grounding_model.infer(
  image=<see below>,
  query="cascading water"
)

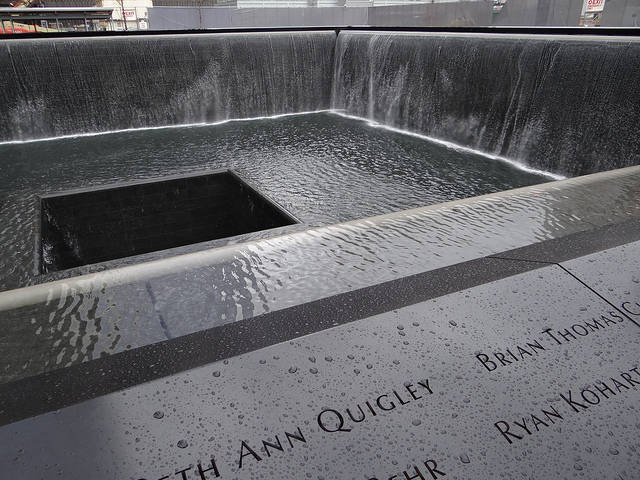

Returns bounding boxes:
[3,29,640,178]
[331,31,640,177]
[0,31,336,142]
[1,28,640,388]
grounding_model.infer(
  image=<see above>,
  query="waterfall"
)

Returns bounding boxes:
[3,29,639,177]
[332,31,640,176]
[0,31,336,142]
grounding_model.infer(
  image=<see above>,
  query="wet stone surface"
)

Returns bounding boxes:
[561,240,640,326]
[1,262,639,479]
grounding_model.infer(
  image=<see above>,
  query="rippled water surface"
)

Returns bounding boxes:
[1,158,638,384]
[0,112,549,291]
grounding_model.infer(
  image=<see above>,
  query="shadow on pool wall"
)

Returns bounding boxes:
[1,29,640,177]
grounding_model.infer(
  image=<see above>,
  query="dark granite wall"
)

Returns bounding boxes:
[3,30,640,176]
[40,171,295,272]
[332,32,640,176]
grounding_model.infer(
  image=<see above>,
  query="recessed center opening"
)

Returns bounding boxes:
[39,170,296,273]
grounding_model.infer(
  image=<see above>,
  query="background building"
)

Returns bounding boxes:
[2,0,640,33]
[0,6,113,32]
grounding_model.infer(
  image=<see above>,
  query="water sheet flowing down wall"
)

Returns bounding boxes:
[332,32,640,176]
[0,31,336,142]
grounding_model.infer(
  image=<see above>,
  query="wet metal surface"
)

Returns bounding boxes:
[561,241,640,324]
[0,255,547,424]
[1,262,639,478]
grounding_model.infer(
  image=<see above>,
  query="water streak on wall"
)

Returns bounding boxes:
[2,30,640,176]
[0,31,336,141]
[332,31,640,176]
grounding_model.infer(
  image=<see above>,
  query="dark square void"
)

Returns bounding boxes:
[39,171,296,273]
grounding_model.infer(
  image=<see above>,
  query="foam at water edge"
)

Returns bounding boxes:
[0,110,333,146]
[330,111,566,181]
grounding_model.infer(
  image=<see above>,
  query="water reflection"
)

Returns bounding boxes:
[0,112,548,291]
[1,164,639,384]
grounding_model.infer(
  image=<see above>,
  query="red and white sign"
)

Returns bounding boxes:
[123,9,136,18]
[585,0,605,13]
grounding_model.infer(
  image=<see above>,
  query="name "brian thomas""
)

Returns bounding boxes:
[475,311,625,372]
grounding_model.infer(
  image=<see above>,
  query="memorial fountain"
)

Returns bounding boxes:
[0,28,639,479]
